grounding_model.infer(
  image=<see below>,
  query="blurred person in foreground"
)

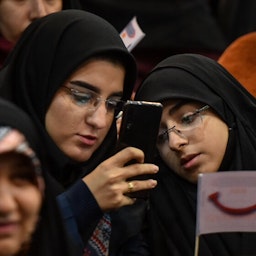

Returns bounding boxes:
[0,97,75,256]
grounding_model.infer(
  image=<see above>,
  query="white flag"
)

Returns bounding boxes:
[120,16,145,52]
[196,171,256,236]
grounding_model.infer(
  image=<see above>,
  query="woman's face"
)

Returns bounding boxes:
[157,100,229,183]
[45,59,126,162]
[0,131,43,256]
[0,0,62,43]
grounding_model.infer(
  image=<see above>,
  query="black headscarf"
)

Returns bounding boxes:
[0,97,76,256]
[0,10,137,186]
[62,0,81,9]
[135,53,256,256]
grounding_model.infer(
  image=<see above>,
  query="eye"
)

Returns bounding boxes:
[11,157,37,187]
[12,172,36,187]
[71,90,93,106]
[180,112,197,126]
[107,98,123,112]
[157,131,168,144]
[106,99,118,109]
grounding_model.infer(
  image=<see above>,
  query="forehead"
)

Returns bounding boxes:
[0,129,25,154]
[69,58,124,77]
[66,59,125,95]
[0,152,33,173]
[0,151,30,162]
[162,99,203,111]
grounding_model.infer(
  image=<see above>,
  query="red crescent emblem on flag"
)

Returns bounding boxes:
[209,192,256,215]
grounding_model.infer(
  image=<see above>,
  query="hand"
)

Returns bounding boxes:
[82,147,158,211]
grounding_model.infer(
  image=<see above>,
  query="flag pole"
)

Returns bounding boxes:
[194,235,200,256]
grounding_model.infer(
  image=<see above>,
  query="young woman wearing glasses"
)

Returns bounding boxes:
[0,10,158,255]
[135,53,256,256]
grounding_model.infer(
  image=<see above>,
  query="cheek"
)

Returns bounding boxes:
[97,118,114,145]
[21,188,42,215]
[46,108,76,134]
[47,0,63,12]
[45,94,78,142]
[13,187,42,247]
[157,144,179,170]
[202,120,229,170]
[20,188,42,235]
[0,8,28,42]
[46,94,68,124]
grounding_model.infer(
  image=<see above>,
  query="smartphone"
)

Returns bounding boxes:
[116,100,163,198]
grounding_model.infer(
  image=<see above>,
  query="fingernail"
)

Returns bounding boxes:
[149,179,157,187]
[153,165,159,173]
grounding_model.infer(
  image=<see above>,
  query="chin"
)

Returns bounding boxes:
[72,152,94,163]
[0,242,21,256]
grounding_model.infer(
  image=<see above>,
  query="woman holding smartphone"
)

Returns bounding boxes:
[0,10,158,255]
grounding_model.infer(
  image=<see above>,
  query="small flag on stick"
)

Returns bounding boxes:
[195,171,256,256]
[120,16,145,52]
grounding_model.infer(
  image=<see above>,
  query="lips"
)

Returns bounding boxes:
[180,153,200,169]
[0,222,18,235]
[77,134,97,146]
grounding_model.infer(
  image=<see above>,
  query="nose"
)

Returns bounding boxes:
[166,125,188,151]
[168,131,188,151]
[29,0,49,20]
[86,102,109,129]
[0,184,16,215]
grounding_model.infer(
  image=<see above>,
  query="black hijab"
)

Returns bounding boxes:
[0,97,76,256]
[0,10,137,186]
[135,53,256,256]
[62,0,81,9]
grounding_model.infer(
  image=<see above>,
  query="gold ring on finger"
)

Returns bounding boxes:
[127,181,134,193]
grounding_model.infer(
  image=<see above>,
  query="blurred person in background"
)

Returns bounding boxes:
[0,0,81,67]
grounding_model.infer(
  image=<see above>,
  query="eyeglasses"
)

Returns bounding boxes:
[62,85,124,115]
[157,105,210,144]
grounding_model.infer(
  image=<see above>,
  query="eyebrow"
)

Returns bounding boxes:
[168,100,188,116]
[69,80,123,98]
